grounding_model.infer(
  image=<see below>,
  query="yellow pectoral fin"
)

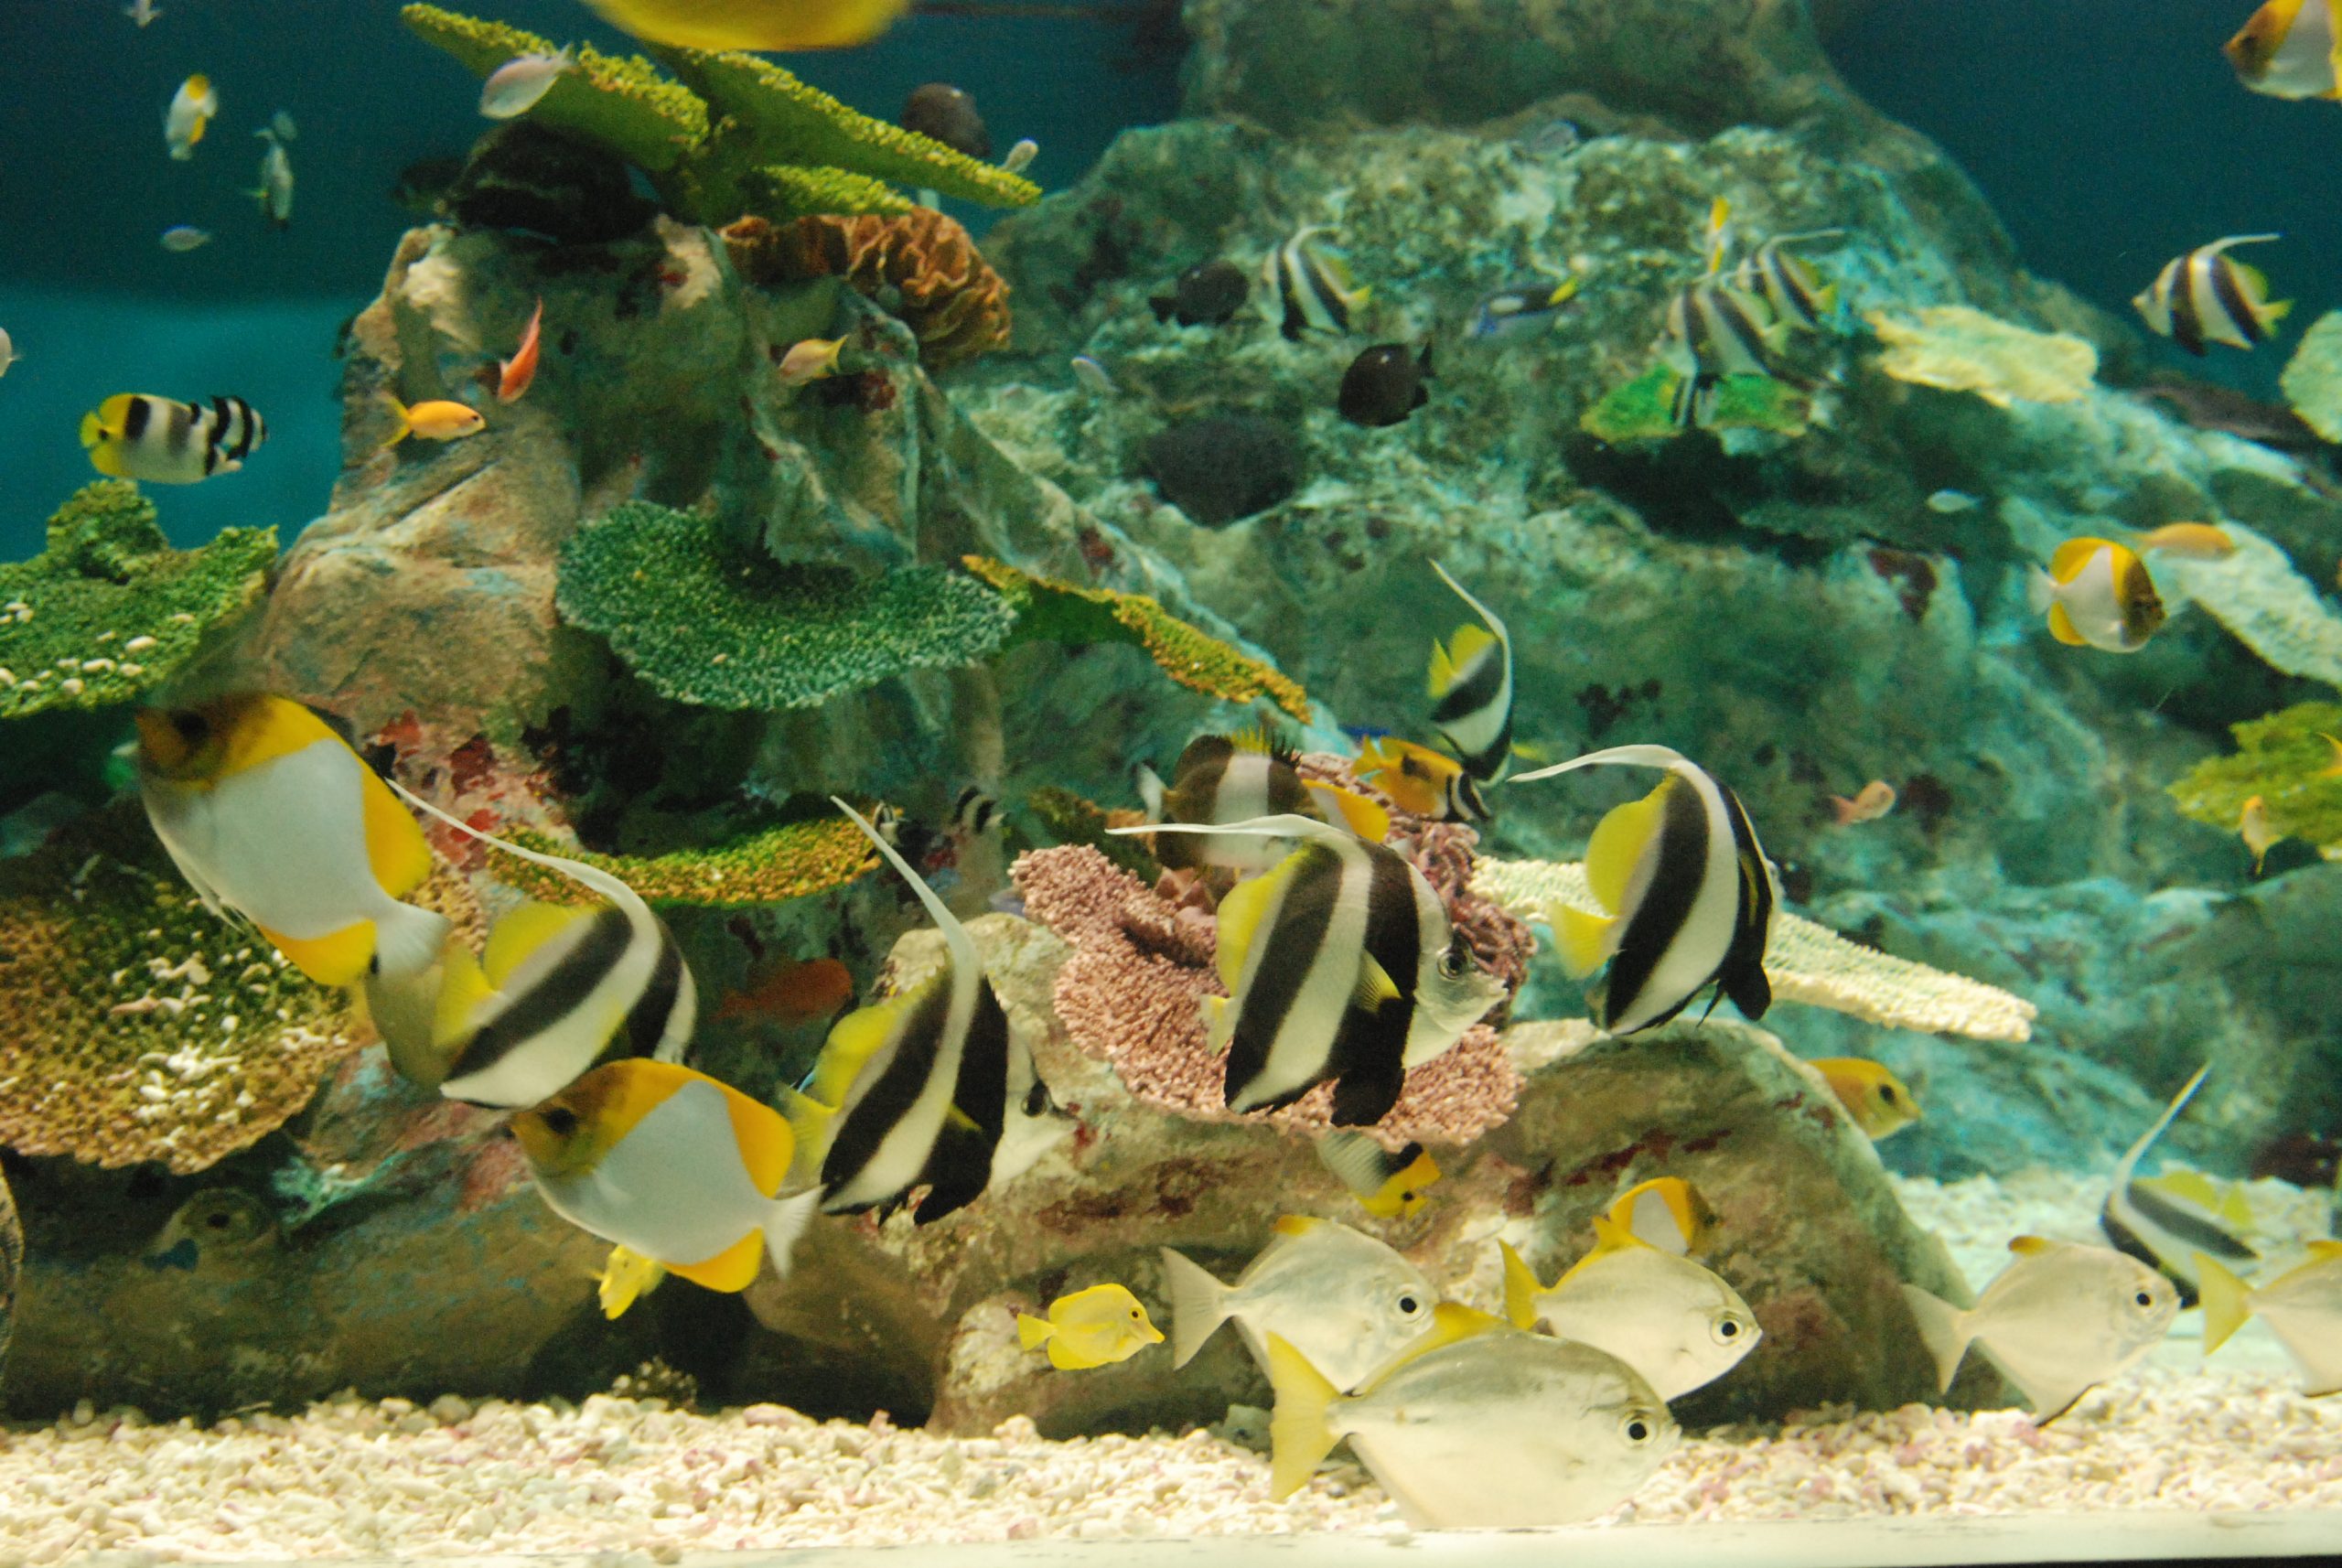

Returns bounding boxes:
[260,918,377,987]
[1554,906,1618,979]
[2045,601,2088,648]
[667,1228,766,1293]
[483,900,591,987]
[357,768,435,899]
[1585,783,1669,915]
[1352,953,1402,1011]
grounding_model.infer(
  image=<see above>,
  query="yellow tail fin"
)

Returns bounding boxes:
[1015,1313,1057,1351]
[1264,1333,1343,1501]
[2196,1251,2253,1355]
[1499,1239,1547,1330]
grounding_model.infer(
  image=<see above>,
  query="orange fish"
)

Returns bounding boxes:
[1828,779,1896,827]
[498,298,543,404]
[714,955,855,1027]
[2321,733,2342,779]
[2134,522,2236,560]
[2240,796,2278,875]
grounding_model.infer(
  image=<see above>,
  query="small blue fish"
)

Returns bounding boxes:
[1467,276,1578,342]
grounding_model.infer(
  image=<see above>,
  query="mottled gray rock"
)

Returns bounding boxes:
[0,1164,19,1380]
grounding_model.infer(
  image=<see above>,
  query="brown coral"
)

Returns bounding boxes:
[1011,844,1520,1150]
[725,209,1011,371]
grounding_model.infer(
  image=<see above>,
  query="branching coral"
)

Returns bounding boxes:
[0,481,274,719]
[1471,857,2038,1042]
[0,801,360,1174]
[964,556,1312,722]
[557,503,1017,710]
[1866,306,2097,408]
[486,816,879,908]
[1011,844,1523,1149]
[2151,523,2342,691]
[2167,701,2342,859]
[725,210,1011,371]
[1580,366,1810,444]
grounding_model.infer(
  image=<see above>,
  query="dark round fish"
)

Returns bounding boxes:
[1150,260,1251,327]
[1338,343,1434,428]
[901,82,991,160]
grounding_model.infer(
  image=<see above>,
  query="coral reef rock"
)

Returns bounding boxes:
[0,1165,17,1380]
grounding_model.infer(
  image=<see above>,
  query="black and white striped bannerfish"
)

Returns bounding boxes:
[1509,745,1776,1036]
[2132,235,2293,356]
[1726,232,1841,333]
[1113,815,1507,1128]
[1263,226,1371,341]
[1661,281,1782,428]
[1136,729,1389,873]
[779,799,1069,1224]
[1425,563,1513,787]
[2099,1062,2258,1307]
[366,778,697,1109]
[80,393,267,484]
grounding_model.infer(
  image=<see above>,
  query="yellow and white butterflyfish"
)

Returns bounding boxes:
[164,74,216,160]
[134,693,450,989]
[2133,235,2292,355]
[1314,1130,1442,1220]
[360,776,699,1110]
[2028,537,2167,653]
[511,1058,822,1294]
[575,0,910,50]
[1604,1175,1718,1256]
[1425,561,1514,787]
[81,393,266,484]
[1110,814,1506,1128]
[1510,744,1777,1036]
[2227,0,2342,99]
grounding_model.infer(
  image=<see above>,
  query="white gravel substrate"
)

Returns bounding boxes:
[2,1170,2335,1564]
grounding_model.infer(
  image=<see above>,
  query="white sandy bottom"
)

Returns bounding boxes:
[1,1170,2336,1563]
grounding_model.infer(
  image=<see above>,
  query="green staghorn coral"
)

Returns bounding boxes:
[485,816,878,908]
[963,556,1313,723]
[0,800,360,1174]
[1579,365,1810,445]
[557,503,1017,711]
[2167,702,2342,860]
[0,481,276,720]
[400,5,1036,223]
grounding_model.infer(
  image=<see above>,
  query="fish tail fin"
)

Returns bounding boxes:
[1499,1239,1546,1330]
[372,898,454,983]
[79,410,103,450]
[1264,1333,1342,1501]
[2025,565,2058,618]
[2195,1251,2252,1355]
[1015,1313,1057,1350]
[375,393,412,449]
[1898,1283,1973,1394]
[361,956,461,1091]
[762,1188,823,1280]
[774,1085,836,1180]
[1158,1246,1230,1369]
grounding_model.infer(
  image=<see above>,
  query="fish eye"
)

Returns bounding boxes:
[1712,1311,1753,1346]
[2134,1290,2154,1309]
[1394,1292,1424,1318]
[171,711,209,744]
[1622,1413,1654,1444]
[1024,1082,1051,1117]
[1879,1086,1899,1104]
[540,1106,579,1137]
[1439,944,1467,980]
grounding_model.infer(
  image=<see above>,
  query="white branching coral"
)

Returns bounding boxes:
[1471,857,2037,1043]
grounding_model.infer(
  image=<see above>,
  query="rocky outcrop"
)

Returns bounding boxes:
[0,1165,19,1382]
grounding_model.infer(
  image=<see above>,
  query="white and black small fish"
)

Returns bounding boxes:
[1135,729,1388,874]
[1264,227,1370,341]
[1114,815,1506,1127]
[2133,235,2291,356]
[950,785,1001,838]
[1662,280,1782,429]
[1726,233,1839,332]
[80,393,266,484]
[2099,1063,2257,1307]
[1424,563,1512,787]
[1466,275,1577,342]
[1509,745,1776,1036]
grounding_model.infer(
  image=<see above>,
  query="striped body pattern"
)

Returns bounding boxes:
[1425,564,1514,786]
[81,393,267,484]
[2132,235,2291,355]
[1662,281,1781,428]
[1264,226,1370,341]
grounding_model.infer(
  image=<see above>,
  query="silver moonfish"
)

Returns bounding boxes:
[1509,744,1777,1036]
[2132,235,2291,356]
[251,128,295,226]
[1425,562,1513,786]
[1121,815,1504,1127]
[1661,277,1782,427]
[1160,1214,1439,1392]
[1499,1221,1760,1402]
[2099,1063,2256,1306]
[1267,1318,1679,1528]
[778,799,1069,1224]
[1902,1237,2179,1422]
[2199,1241,2342,1397]
[479,49,575,119]
[1264,226,1370,341]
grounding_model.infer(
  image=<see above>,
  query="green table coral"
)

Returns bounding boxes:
[2167,701,2342,862]
[486,816,878,908]
[963,556,1314,723]
[557,502,1017,710]
[1580,365,1810,444]
[402,5,1037,223]
[0,480,275,721]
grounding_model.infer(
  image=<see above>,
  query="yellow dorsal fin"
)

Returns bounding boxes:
[1272,1214,1324,1239]
[811,978,933,1106]
[433,940,497,1047]
[1216,854,1297,992]
[719,1080,795,1197]
[1553,906,1618,980]
[2049,538,2107,584]
[357,768,434,899]
[1426,638,1456,699]
[2045,601,2088,647]
[668,1228,764,1293]
[1231,725,1274,756]
[1585,780,1671,915]
[1499,1239,1548,1329]
[483,899,591,987]
[2307,1240,2342,1261]
[2008,1235,2056,1256]
[1352,952,1402,1012]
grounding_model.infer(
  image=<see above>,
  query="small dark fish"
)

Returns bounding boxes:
[1150,259,1250,328]
[901,82,990,161]
[391,155,465,216]
[1338,342,1433,428]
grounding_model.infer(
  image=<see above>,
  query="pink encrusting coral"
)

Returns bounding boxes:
[1009,842,1524,1150]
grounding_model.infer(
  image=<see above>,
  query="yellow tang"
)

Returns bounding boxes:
[1015,1283,1165,1370]
[576,0,910,50]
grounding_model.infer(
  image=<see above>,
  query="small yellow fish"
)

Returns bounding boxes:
[1811,1057,1923,1140]
[576,0,910,50]
[1353,736,1486,822]
[381,395,486,446]
[1015,1283,1164,1369]
[1828,779,1896,827]
[2133,522,2237,560]
[2030,537,2165,653]
[1604,1176,1716,1256]
[779,336,847,386]
[1316,1130,1441,1220]
[165,74,217,161]
[597,1243,669,1320]
[2228,0,2342,100]
[2240,794,2278,874]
